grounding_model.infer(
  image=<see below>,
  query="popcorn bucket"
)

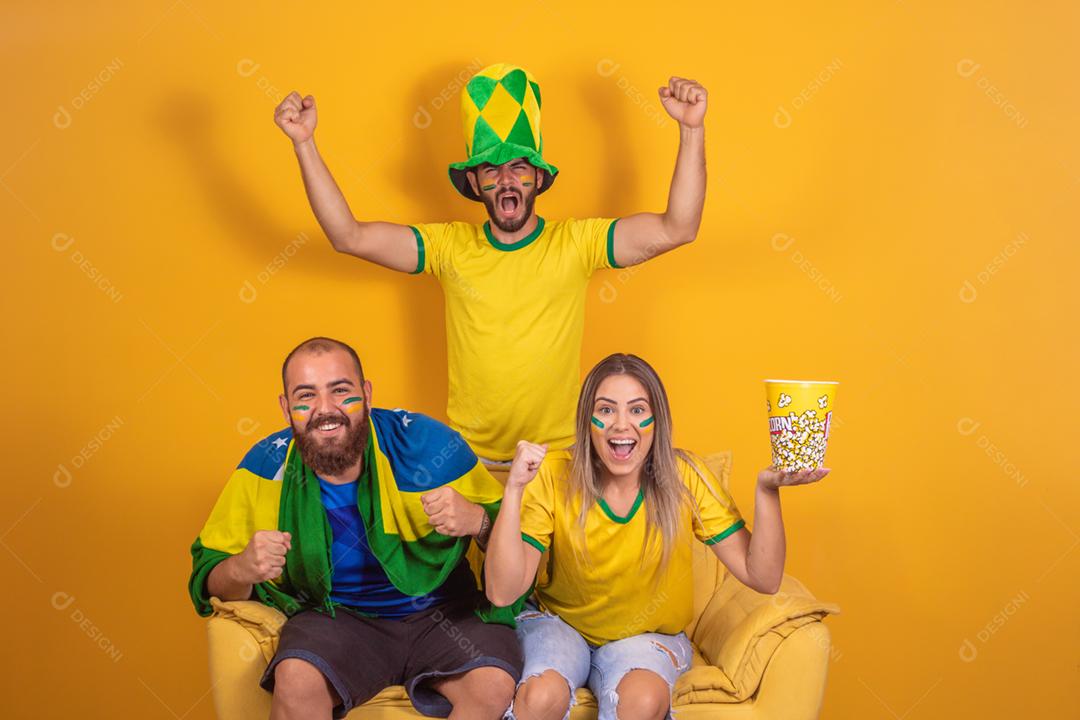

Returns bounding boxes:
[764,380,838,471]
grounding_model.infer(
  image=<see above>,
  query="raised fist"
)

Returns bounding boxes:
[658,76,707,128]
[507,440,548,491]
[274,91,317,145]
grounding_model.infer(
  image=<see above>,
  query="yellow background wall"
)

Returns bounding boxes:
[3,1,1076,717]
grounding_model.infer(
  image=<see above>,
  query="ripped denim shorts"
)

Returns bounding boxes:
[506,602,693,720]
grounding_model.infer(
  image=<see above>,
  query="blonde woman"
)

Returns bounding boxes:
[485,353,829,720]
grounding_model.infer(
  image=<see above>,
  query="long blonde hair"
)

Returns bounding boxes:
[568,353,696,572]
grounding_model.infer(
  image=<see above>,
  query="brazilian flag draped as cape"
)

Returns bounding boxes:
[189,408,524,625]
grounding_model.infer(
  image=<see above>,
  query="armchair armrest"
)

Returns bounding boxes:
[208,598,287,662]
[690,573,840,700]
[206,599,287,720]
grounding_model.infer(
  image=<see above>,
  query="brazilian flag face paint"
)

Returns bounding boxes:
[342,396,364,414]
[638,416,655,431]
[291,404,311,424]
[591,416,606,430]
[481,183,496,191]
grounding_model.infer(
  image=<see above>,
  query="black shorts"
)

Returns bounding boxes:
[259,593,522,718]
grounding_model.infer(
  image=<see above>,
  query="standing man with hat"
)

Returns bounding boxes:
[274,63,708,464]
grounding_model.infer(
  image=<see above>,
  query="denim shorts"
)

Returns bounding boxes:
[506,603,693,720]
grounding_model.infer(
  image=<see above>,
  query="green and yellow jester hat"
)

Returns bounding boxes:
[448,63,559,201]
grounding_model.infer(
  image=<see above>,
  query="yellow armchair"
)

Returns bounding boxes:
[203,452,840,719]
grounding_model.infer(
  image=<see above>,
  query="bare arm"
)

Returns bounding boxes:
[275,91,421,273]
[484,484,543,606]
[205,530,291,602]
[710,467,829,594]
[484,441,547,606]
[206,554,255,601]
[612,77,707,267]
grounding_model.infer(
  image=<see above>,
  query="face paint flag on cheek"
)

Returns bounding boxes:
[292,405,311,424]
[591,416,605,429]
[342,397,364,414]
[639,416,655,431]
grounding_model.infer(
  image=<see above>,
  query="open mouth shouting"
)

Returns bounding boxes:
[607,436,637,461]
[496,190,521,219]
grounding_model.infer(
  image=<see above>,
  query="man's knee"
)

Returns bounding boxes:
[272,658,337,709]
[614,669,668,720]
[438,665,515,716]
[516,670,571,720]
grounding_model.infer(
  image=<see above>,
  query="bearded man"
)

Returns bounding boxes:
[188,337,521,719]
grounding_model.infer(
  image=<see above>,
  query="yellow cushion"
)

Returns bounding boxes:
[689,573,840,701]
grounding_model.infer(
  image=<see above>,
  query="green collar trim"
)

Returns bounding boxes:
[484,216,546,252]
[597,489,644,524]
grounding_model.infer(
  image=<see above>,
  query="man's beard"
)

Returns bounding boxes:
[292,407,369,478]
[482,185,537,233]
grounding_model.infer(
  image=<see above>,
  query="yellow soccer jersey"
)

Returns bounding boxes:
[518,450,746,646]
[408,216,619,461]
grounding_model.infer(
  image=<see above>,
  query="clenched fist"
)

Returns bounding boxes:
[274,91,317,145]
[658,76,707,128]
[420,487,485,537]
[507,440,548,491]
[235,530,292,584]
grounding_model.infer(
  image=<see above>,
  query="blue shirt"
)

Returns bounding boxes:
[318,476,474,618]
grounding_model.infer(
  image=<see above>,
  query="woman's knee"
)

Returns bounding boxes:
[515,670,572,720]
[614,669,669,720]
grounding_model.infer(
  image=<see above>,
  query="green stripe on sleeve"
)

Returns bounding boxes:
[606,218,622,269]
[409,226,425,274]
[521,532,547,553]
[704,518,746,546]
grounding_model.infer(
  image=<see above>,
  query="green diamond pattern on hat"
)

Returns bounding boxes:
[466,75,498,111]
[448,63,559,201]
[499,68,528,104]
[505,109,536,151]
[470,115,502,157]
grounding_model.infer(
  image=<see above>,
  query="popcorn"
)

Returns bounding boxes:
[765,380,838,472]
[768,408,830,470]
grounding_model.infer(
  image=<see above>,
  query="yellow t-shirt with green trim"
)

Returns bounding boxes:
[408,216,620,461]
[519,449,745,646]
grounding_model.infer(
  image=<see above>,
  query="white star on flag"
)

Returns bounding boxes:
[272,437,288,449]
